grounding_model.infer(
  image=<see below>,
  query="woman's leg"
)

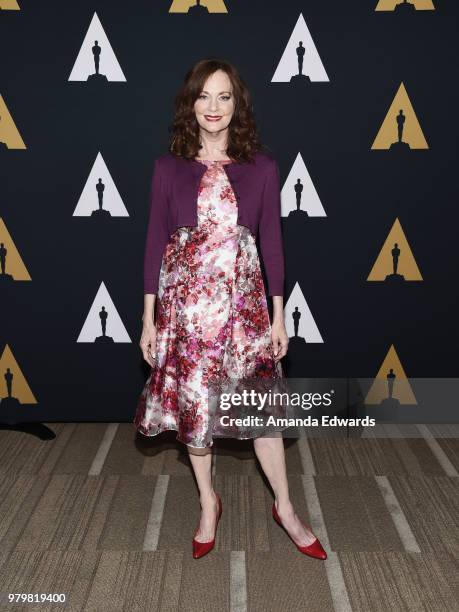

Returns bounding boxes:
[253,433,316,546]
[187,445,219,542]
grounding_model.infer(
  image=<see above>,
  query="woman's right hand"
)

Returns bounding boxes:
[139,322,157,367]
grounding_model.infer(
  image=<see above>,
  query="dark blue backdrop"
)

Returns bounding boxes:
[1,1,458,422]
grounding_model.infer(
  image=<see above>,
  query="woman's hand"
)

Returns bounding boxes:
[271,319,289,362]
[139,322,157,367]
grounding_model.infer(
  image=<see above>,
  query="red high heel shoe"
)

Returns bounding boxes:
[192,493,223,559]
[272,502,327,560]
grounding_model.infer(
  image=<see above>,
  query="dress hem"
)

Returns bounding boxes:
[133,422,285,449]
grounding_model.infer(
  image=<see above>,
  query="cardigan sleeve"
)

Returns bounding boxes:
[258,158,285,296]
[143,158,170,295]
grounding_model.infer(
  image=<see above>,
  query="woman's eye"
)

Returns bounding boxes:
[198,94,231,100]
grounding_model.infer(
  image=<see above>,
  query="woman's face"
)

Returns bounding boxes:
[194,69,235,135]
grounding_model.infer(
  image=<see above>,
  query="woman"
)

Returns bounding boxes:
[134,58,326,561]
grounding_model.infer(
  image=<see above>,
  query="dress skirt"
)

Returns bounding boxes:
[134,159,290,448]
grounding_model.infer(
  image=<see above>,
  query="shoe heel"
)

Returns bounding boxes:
[192,492,222,559]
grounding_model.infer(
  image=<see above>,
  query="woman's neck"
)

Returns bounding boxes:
[196,139,229,161]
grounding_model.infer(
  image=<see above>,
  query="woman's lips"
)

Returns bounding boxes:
[205,115,222,121]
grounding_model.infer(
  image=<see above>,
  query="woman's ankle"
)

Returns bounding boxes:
[275,498,294,516]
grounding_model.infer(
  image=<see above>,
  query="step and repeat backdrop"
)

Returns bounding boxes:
[1,1,457,423]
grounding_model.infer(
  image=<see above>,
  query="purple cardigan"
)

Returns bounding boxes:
[143,150,285,296]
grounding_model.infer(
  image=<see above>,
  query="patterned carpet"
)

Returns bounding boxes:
[0,424,458,611]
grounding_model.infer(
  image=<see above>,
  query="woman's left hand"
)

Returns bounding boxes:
[271,320,289,362]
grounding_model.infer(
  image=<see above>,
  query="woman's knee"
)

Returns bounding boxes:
[253,433,283,448]
[186,444,212,456]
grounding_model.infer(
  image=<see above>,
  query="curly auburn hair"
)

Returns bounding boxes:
[168,58,270,164]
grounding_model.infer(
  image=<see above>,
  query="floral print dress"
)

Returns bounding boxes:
[134,159,289,448]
